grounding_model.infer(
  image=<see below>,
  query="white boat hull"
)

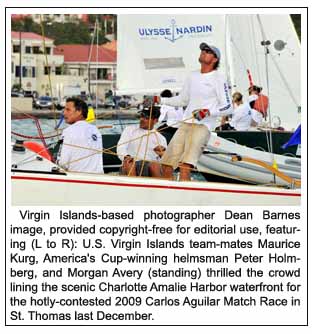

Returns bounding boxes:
[198,134,301,186]
[12,171,300,206]
[11,143,300,206]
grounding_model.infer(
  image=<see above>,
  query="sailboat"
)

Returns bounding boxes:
[11,13,302,205]
[115,13,301,182]
[11,140,300,205]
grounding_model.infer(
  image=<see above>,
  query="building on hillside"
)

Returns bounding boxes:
[54,44,116,99]
[11,31,116,100]
[30,14,85,24]
[28,14,116,40]
[11,31,87,99]
[11,14,31,20]
[11,31,64,96]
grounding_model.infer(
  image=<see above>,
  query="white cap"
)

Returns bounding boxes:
[248,94,258,103]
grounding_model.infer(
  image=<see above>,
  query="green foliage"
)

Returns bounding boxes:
[11,16,40,33]
[11,16,110,45]
[43,22,92,44]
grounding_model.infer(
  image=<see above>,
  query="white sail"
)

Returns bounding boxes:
[117,14,301,130]
[117,14,227,95]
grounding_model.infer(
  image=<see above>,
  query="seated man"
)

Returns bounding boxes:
[58,97,103,173]
[117,105,167,177]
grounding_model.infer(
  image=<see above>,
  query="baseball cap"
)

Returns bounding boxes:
[138,105,161,119]
[199,43,221,60]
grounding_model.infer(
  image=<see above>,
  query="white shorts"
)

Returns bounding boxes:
[161,123,210,169]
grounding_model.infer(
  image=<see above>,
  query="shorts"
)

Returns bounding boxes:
[161,123,210,169]
[120,160,151,176]
[135,160,150,176]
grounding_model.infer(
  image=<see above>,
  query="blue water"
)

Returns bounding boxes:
[11,118,139,144]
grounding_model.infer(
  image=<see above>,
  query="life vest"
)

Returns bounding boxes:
[24,141,52,161]
[254,94,268,118]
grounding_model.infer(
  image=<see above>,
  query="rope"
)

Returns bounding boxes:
[11,131,60,140]
[232,155,301,188]
[138,105,153,176]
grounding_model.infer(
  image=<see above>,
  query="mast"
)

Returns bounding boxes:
[224,15,235,93]
[256,14,276,183]
[87,20,96,98]
[95,17,99,112]
[19,31,22,90]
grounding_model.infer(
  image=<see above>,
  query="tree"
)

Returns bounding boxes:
[11,16,40,33]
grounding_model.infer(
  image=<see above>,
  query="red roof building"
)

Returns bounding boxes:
[102,40,117,52]
[11,14,31,21]
[11,31,54,42]
[54,44,116,63]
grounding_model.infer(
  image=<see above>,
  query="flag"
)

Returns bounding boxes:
[282,125,301,149]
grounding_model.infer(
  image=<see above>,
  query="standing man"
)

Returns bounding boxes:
[117,105,167,177]
[58,97,103,173]
[160,43,233,181]
[248,85,269,119]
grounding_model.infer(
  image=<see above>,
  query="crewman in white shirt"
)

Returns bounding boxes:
[158,89,184,139]
[58,97,103,173]
[160,43,233,181]
[230,92,253,131]
[117,105,167,177]
[249,94,263,126]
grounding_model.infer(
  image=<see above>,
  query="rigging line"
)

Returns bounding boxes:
[256,15,276,184]
[232,155,300,188]
[230,38,248,71]
[224,15,232,90]
[250,15,271,152]
[56,143,298,187]
[139,105,153,176]
[39,15,58,131]
[11,110,63,139]
[257,17,299,109]
[96,18,99,113]
[56,139,299,187]
[12,141,56,167]
[12,110,49,152]
[128,135,143,176]
[250,15,261,86]
[106,115,195,155]
[248,15,260,85]
[87,20,97,98]
[11,131,60,140]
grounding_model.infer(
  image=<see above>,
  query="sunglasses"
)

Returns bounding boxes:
[202,48,216,56]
